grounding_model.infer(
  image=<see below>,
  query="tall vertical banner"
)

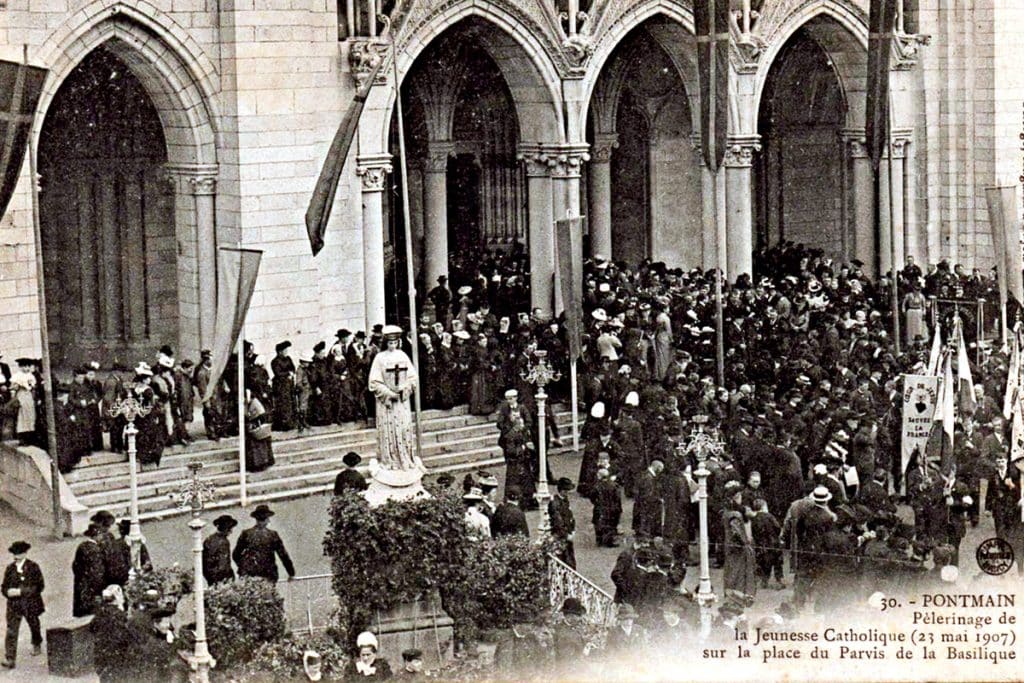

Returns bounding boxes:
[694,0,730,172]
[986,186,1024,308]
[305,50,386,256]
[0,59,48,219]
[865,0,897,171]
[902,374,939,477]
[202,247,264,402]
[555,217,584,361]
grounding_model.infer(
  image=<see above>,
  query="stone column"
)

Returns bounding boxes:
[845,133,877,279]
[879,134,909,275]
[166,163,218,353]
[422,141,454,289]
[587,134,617,260]
[724,136,760,281]
[357,153,392,329]
[190,174,218,349]
[518,146,556,317]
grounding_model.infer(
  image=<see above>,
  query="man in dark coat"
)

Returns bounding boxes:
[2,542,44,668]
[91,511,130,588]
[333,451,369,496]
[549,478,577,569]
[491,487,530,537]
[203,515,238,585]
[793,486,836,610]
[632,460,664,538]
[193,350,221,441]
[72,524,106,617]
[233,505,296,582]
[591,467,622,547]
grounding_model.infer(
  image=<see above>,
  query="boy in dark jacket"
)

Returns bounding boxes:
[750,498,784,588]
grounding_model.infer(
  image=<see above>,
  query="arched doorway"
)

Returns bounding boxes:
[385,17,545,322]
[586,17,702,268]
[755,24,849,259]
[38,46,177,368]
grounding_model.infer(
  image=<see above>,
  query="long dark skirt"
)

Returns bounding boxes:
[245,434,275,472]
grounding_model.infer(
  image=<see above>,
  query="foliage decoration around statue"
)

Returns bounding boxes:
[200,576,288,670]
[323,490,550,647]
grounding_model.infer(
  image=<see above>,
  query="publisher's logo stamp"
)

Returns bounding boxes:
[976,538,1014,576]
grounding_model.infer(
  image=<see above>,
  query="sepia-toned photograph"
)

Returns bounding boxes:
[0,0,1023,681]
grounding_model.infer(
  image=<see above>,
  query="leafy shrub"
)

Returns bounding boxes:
[225,634,350,682]
[205,576,287,669]
[442,535,550,641]
[124,564,192,610]
[322,490,468,642]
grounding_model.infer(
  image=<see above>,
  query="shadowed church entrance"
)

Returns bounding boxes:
[38,46,178,368]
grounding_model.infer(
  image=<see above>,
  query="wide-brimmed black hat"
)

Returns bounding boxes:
[91,510,115,527]
[402,648,423,662]
[342,451,362,467]
[251,504,275,520]
[556,477,575,493]
[275,341,292,353]
[213,515,238,531]
[8,541,30,555]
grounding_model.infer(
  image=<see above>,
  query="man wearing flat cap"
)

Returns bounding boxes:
[203,515,238,585]
[233,505,295,582]
[2,541,44,668]
[271,341,297,431]
[333,451,368,496]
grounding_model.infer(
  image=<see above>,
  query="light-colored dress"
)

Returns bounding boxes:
[903,291,928,345]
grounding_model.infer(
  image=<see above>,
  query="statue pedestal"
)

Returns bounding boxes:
[363,458,430,507]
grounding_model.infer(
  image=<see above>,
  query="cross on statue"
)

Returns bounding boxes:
[386,363,407,387]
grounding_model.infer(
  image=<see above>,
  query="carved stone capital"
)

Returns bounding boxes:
[893,32,932,71]
[590,134,619,163]
[549,143,591,179]
[840,130,869,159]
[164,163,219,195]
[356,153,393,192]
[561,34,594,73]
[723,136,761,168]
[348,38,389,90]
[423,141,455,173]
[517,144,556,177]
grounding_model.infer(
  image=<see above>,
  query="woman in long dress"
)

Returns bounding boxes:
[468,334,497,415]
[903,284,928,347]
[132,364,165,468]
[653,302,673,383]
[244,390,275,472]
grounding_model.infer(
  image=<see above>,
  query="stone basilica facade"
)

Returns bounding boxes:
[0,0,1020,366]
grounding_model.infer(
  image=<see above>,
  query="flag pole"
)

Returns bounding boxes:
[24,44,63,538]
[887,89,901,357]
[237,240,248,507]
[387,15,423,463]
[570,359,579,452]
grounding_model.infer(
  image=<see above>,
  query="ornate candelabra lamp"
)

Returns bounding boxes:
[107,395,152,577]
[172,462,218,683]
[521,350,561,536]
[683,415,725,639]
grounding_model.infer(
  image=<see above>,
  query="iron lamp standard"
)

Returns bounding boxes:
[683,415,724,639]
[107,396,152,577]
[172,461,218,683]
[521,349,561,537]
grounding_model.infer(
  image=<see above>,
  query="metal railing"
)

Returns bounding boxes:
[278,573,339,635]
[548,553,617,628]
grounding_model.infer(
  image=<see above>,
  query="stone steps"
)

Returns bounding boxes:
[66,405,579,522]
